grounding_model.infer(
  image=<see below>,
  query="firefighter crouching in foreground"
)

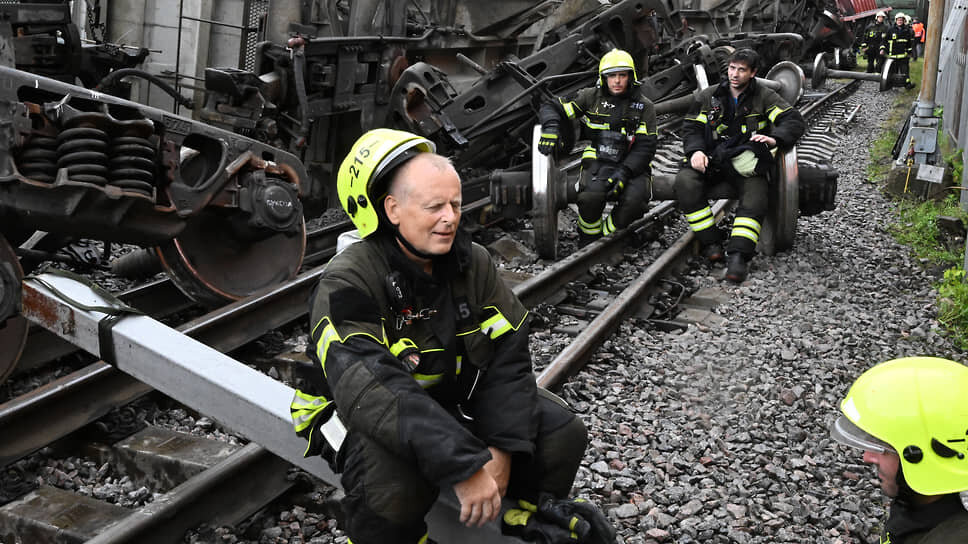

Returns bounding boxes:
[674,48,805,283]
[290,128,615,544]
[536,48,658,247]
[830,357,968,543]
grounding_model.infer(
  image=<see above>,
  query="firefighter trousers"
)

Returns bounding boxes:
[675,165,768,257]
[338,389,587,544]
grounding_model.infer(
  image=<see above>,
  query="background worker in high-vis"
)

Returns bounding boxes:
[536,48,657,247]
[673,48,804,283]
[830,357,968,543]
[290,128,614,544]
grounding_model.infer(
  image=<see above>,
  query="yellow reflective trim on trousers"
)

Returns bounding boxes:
[390,337,417,357]
[768,105,790,123]
[603,214,617,235]
[562,100,577,118]
[731,226,760,242]
[635,123,656,135]
[689,217,715,231]
[733,216,761,232]
[456,355,462,375]
[688,113,708,124]
[413,373,444,388]
[582,146,597,160]
[685,207,713,222]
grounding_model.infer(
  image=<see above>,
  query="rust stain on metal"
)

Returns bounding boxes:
[22,283,76,336]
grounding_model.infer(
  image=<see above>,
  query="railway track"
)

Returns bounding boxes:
[0,79,862,544]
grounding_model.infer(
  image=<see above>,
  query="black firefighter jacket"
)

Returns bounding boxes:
[299,231,537,487]
[681,78,805,176]
[538,83,657,178]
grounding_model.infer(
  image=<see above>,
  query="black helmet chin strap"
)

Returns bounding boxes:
[392,225,437,261]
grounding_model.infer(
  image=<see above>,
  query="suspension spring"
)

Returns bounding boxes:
[16,135,59,183]
[56,126,110,185]
[109,135,157,196]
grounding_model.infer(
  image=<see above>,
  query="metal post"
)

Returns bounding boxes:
[897,0,947,166]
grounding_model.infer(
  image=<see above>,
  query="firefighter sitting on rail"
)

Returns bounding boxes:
[536,48,658,247]
[860,11,890,74]
[289,128,615,544]
[673,48,805,283]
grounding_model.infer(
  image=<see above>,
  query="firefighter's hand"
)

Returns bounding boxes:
[453,468,502,527]
[537,126,559,156]
[690,151,709,172]
[484,447,511,498]
[749,134,776,147]
[606,172,626,199]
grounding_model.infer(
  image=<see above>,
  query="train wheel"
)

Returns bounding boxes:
[0,235,28,385]
[765,61,805,105]
[532,125,566,260]
[156,213,306,308]
[759,148,799,256]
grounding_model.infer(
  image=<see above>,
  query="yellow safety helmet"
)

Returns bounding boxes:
[336,128,436,238]
[830,357,968,496]
[598,49,637,86]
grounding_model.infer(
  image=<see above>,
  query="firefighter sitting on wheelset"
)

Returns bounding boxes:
[536,48,658,247]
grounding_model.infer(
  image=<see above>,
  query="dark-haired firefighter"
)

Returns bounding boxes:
[674,48,805,283]
[290,128,615,544]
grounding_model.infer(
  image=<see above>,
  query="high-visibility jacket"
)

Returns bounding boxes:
[883,24,915,59]
[538,83,657,178]
[861,21,889,51]
[912,21,925,43]
[294,230,537,485]
[880,493,968,543]
[681,78,805,175]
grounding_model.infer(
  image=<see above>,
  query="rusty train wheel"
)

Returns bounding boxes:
[156,213,306,308]
[0,235,28,385]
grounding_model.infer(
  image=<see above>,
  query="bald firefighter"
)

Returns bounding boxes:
[537,48,657,246]
[674,48,805,283]
[290,129,615,544]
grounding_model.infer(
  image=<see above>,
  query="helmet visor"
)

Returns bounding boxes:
[830,415,894,453]
[601,67,632,76]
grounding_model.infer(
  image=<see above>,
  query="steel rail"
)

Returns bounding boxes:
[536,200,731,390]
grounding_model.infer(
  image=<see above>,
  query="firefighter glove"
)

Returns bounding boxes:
[538,125,560,156]
[606,167,630,198]
[501,500,580,543]
[537,494,617,544]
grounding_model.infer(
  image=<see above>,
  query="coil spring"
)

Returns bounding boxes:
[109,135,156,196]
[56,126,110,185]
[17,136,59,183]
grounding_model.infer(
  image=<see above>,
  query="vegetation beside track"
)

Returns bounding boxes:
[865,58,968,348]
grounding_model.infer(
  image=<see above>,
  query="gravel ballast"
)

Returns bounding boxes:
[559,79,965,544]
[172,79,962,542]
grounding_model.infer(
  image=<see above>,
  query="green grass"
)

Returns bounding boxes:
[865,57,968,348]
[889,195,965,266]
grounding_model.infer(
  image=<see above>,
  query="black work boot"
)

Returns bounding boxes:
[700,242,725,263]
[725,253,749,283]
